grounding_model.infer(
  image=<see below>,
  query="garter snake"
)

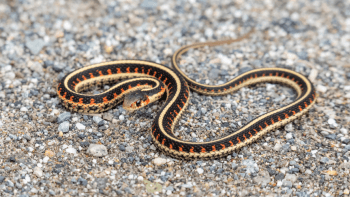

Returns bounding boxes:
[57,29,317,159]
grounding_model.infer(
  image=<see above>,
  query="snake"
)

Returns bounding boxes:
[57,29,317,159]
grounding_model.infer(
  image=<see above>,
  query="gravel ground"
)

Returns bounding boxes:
[1,0,350,196]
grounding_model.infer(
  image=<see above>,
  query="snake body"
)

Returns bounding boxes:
[57,31,316,159]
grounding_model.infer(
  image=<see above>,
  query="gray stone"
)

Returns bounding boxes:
[140,0,158,9]
[285,133,293,140]
[58,121,70,133]
[325,134,336,140]
[49,190,56,196]
[284,173,297,183]
[285,123,293,132]
[238,66,253,75]
[275,173,285,180]
[242,159,259,174]
[87,144,108,157]
[103,113,113,121]
[0,176,5,183]
[119,145,126,151]
[53,63,65,72]
[6,180,14,187]
[166,186,174,191]
[57,112,71,123]
[208,68,220,79]
[282,180,293,188]
[320,157,329,164]
[253,171,271,186]
[93,116,103,124]
[25,39,46,55]
[78,177,88,186]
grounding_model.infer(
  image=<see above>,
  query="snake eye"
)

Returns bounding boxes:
[136,100,141,107]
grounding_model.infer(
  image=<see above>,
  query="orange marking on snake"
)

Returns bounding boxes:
[69,96,74,102]
[243,134,247,141]
[184,94,188,99]
[201,147,206,153]
[121,88,125,93]
[248,132,253,137]
[312,94,315,99]
[281,73,285,77]
[97,70,103,76]
[271,118,275,124]
[82,75,87,80]
[276,72,279,76]
[77,78,81,82]
[284,113,289,118]
[158,74,162,80]
[286,76,290,79]
[179,146,184,152]
[141,67,145,74]
[229,141,234,146]
[299,106,303,111]
[152,129,156,135]
[78,98,83,104]
[262,73,266,76]
[269,73,273,76]
[220,144,225,150]
[169,144,173,149]
[255,74,258,78]
[190,147,194,153]
[58,88,62,95]
[152,71,157,77]
[264,122,269,127]
[304,102,308,107]
[212,145,216,151]
[254,129,258,134]
[62,92,67,99]
[134,67,138,73]
[147,69,151,75]
[128,85,132,89]
[278,116,282,121]
[156,134,160,140]
[259,125,263,130]
[117,68,121,74]
[126,67,130,73]
[107,69,112,75]
[177,104,182,110]
[309,98,313,103]
[103,97,108,103]
[113,93,118,98]
[162,138,165,145]
[90,98,95,105]
[163,78,168,84]
[237,137,242,143]
[89,73,94,78]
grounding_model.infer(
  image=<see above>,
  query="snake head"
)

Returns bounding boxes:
[123,90,150,111]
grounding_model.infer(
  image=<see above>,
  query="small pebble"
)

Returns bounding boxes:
[87,144,108,157]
